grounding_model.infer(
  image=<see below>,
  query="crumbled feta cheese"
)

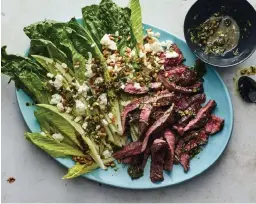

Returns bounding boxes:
[94,77,104,84]
[47,73,54,78]
[52,133,64,142]
[65,107,72,114]
[113,65,121,73]
[91,43,96,47]
[154,32,161,38]
[147,31,154,38]
[109,54,117,62]
[98,93,108,106]
[57,103,65,112]
[100,34,117,50]
[85,52,94,78]
[144,43,151,52]
[40,132,46,136]
[102,119,109,126]
[52,74,64,90]
[134,82,141,90]
[115,31,119,36]
[75,100,86,114]
[139,50,146,58]
[144,42,163,53]
[50,94,63,105]
[61,63,68,69]
[108,112,114,119]
[120,83,126,89]
[74,116,82,123]
[95,125,101,131]
[161,40,173,49]
[77,83,89,96]
[165,50,179,58]
[107,66,113,71]
[82,122,88,130]
[131,49,136,57]
[150,42,163,53]
[102,149,112,159]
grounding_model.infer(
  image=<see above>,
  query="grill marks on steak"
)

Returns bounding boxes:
[150,139,168,182]
[123,82,163,95]
[124,83,149,95]
[180,153,190,172]
[184,100,217,132]
[122,92,174,134]
[184,130,209,152]
[139,104,153,136]
[205,115,224,135]
[141,104,175,152]
[163,129,176,171]
[113,141,142,160]
[177,103,202,126]
[159,74,203,94]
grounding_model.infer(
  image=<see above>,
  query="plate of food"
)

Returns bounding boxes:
[1,0,233,189]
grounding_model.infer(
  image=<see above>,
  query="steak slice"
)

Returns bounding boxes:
[184,130,209,152]
[173,125,185,136]
[160,66,187,77]
[164,44,184,70]
[175,93,206,110]
[150,108,166,121]
[122,97,147,134]
[141,147,151,168]
[141,104,175,152]
[183,100,217,132]
[163,129,176,171]
[180,153,190,172]
[149,82,162,91]
[177,102,202,126]
[123,83,149,95]
[159,74,203,94]
[121,154,144,165]
[113,141,142,160]
[150,139,168,182]
[205,115,224,135]
[139,104,153,136]
[122,92,174,134]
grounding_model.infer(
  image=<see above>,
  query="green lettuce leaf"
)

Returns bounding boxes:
[1,46,52,104]
[35,104,85,149]
[82,0,136,49]
[29,39,72,68]
[24,20,87,83]
[129,0,143,44]
[25,132,85,157]
[62,158,114,179]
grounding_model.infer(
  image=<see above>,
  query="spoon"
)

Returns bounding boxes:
[238,76,256,103]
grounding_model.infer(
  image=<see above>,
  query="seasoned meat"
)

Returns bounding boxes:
[159,74,203,94]
[175,93,206,110]
[141,104,175,152]
[122,92,174,134]
[205,115,224,135]
[183,100,217,132]
[177,102,202,126]
[113,141,142,160]
[180,153,190,172]
[164,44,184,70]
[123,83,149,95]
[139,104,153,136]
[163,129,176,171]
[150,139,168,182]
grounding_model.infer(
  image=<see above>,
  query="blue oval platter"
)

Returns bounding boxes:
[16,22,233,189]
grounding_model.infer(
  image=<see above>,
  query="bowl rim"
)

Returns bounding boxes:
[183,0,256,68]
